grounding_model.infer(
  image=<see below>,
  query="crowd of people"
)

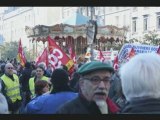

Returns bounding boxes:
[0,52,160,114]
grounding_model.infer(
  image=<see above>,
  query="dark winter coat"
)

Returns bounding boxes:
[56,94,119,114]
[121,98,160,114]
[19,68,32,92]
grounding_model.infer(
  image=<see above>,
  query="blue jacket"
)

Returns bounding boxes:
[25,92,78,114]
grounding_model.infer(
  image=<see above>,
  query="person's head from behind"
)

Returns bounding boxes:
[25,62,31,69]
[47,63,52,69]
[0,63,6,74]
[4,63,14,76]
[51,68,70,93]
[31,70,36,77]
[35,80,50,96]
[61,64,68,72]
[77,61,114,103]
[120,53,160,102]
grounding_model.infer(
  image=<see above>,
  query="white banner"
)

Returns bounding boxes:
[85,48,118,61]
[118,43,159,62]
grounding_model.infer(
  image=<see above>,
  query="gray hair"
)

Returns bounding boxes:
[120,53,160,101]
[38,62,46,70]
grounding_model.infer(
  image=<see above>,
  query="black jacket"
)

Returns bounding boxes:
[19,68,32,92]
[121,98,160,114]
[56,93,120,114]
[56,95,102,114]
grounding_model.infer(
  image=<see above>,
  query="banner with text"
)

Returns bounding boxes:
[118,43,159,62]
[48,36,74,71]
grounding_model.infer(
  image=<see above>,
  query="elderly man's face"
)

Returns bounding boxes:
[5,63,14,75]
[79,70,112,102]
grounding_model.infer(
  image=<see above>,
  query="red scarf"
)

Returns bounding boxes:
[106,97,120,113]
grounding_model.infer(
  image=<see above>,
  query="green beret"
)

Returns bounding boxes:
[77,61,114,75]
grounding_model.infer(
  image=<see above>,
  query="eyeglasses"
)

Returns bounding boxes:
[36,70,43,72]
[83,76,111,85]
[7,67,13,69]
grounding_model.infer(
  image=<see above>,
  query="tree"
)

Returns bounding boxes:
[0,41,31,61]
[1,41,18,60]
[143,30,160,45]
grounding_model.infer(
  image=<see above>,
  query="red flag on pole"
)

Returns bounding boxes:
[69,46,76,63]
[128,47,136,59]
[36,47,49,67]
[17,39,26,67]
[157,46,160,55]
[47,36,74,71]
[113,55,119,71]
[99,49,105,62]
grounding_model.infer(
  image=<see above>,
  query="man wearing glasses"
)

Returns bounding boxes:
[57,61,119,114]
[0,63,22,114]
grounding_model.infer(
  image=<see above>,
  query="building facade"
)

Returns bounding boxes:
[61,7,106,25]
[0,7,61,48]
[0,7,62,60]
[104,7,160,43]
[62,7,160,43]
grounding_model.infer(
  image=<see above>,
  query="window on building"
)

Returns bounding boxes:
[15,29,16,36]
[144,7,149,10]
[116,7,119,11]
[132,18,137,33]
[115,16,119,27]
[67,10,69,16]
[62,12,64,19]
[28,15,30,21]
[133,7,137,11]
[123,15,126,26]
[143,15,148,32]
[157,13,160,30]
[25,16,27,22]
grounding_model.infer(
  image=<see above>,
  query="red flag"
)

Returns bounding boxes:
[128,47,136,59]
[113,55,119,71]
[17,39,26,67]
[36,47,49,67]
[99,49,105,62]
[69,46,76,63]
[48,36,74,71]
[157,46,160,55]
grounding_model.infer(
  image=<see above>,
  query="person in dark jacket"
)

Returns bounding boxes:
[120,53,160,114]
[109,71,126,110]
[19,62,32,106]
[69,72,80,92]
[56,61,119,114]
[25,68,77,114]
[0,63,5,77]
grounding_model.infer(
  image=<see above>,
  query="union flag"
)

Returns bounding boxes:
[17,39,26,67]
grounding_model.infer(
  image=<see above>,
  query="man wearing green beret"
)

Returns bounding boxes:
[56,61,119,114]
